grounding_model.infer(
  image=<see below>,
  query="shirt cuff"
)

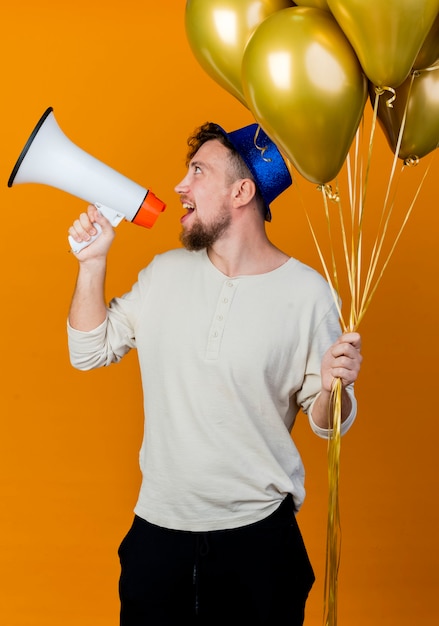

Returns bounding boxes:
[308,386,357,439]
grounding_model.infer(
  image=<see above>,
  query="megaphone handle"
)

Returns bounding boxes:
[68,223,103,253]
[68,203,125,253]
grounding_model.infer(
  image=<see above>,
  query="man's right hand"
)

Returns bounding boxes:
[68,204,115,260]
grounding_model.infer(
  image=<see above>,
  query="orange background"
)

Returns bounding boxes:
[1,3,438,625]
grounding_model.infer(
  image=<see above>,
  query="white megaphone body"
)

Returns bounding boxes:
[8,107,166,252]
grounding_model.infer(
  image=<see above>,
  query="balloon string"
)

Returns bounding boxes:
[323,377,343,626]
[374,85,396,107]
[317,184,340,202]
[356,76,416,325]
[289,89,434,626]
[253,125,272,162]
[415,63,439,73]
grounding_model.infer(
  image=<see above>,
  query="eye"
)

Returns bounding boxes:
[194,165,202,174]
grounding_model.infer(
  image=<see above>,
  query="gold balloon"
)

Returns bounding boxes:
[413,13,439,70]
[327,0,439,87]
[371,68,439,161]
[185,0,294,107]
[294,0,330,10]
[241,6,368,184]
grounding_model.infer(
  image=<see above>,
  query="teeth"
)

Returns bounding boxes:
[183,202,195,210]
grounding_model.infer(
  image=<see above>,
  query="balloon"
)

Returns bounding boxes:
[413,13,439,70]
[327,0,439,87]
[371,68,439,161]
[241,7,368,184]
[185,0,294,107]
[294,0,330,9]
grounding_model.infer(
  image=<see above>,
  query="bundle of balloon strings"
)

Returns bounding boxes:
[294,85,432,626]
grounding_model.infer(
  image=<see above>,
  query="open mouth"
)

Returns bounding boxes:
[181,202,195,223]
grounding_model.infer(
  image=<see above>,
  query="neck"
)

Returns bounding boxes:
[207,225,289,277]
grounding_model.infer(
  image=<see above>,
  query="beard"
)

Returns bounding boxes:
[180,209,232,251]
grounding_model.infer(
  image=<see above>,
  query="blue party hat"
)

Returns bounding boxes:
[216,123,292,221]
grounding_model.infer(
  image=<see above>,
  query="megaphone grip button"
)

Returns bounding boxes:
[133,191,166,228]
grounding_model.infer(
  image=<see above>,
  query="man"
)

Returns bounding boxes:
[67,122,362,625]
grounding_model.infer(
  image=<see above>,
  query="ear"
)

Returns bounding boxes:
[231,178,257,208]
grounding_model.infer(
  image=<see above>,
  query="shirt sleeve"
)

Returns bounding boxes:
[294,282,358,437]
[67,262,153,370]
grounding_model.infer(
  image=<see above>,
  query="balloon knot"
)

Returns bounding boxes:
[317,184,340,202]
[375,85,396,108]
[404,155,419,167]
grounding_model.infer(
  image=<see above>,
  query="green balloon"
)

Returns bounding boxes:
[413,13,439,71]
[372,68,439,161]
[242,7,368,183]
[327,0,439,87]
[185,0,294,107]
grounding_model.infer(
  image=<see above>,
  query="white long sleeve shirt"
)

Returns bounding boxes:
[68,248,356,531]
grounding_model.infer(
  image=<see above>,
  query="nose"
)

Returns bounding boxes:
[174,173,189,194]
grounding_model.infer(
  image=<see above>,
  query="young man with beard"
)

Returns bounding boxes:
[67,122,362,625]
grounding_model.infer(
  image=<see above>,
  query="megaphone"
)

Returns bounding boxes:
[8,107,166,252]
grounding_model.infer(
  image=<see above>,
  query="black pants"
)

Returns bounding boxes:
[118,496,315,625]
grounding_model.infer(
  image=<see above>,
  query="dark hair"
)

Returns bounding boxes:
[186,122,263,211]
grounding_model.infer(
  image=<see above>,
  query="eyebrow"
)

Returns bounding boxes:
[190,159,204,169]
